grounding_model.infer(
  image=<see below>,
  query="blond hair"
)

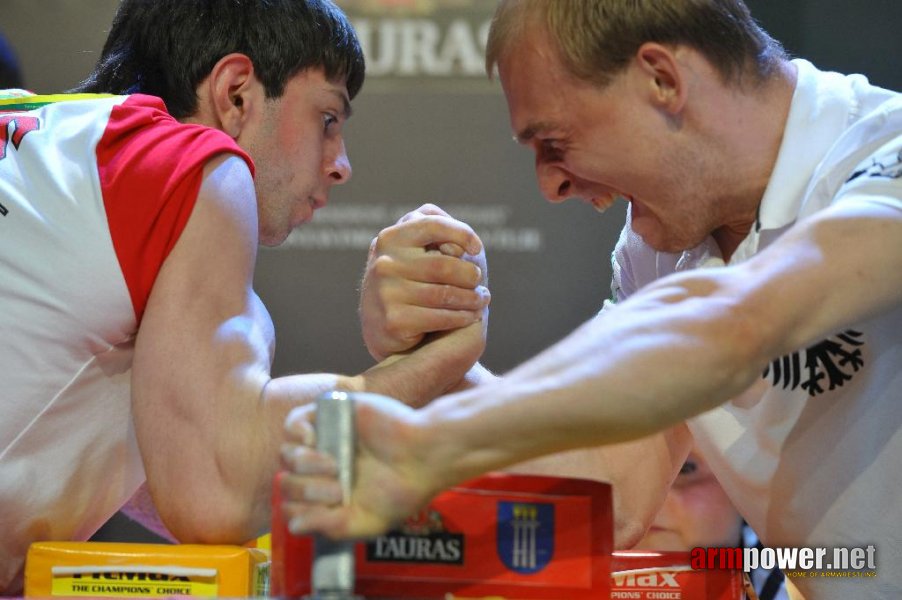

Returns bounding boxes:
[486,0,786,88]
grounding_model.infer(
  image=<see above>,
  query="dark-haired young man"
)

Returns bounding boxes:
[283,1,901,598]
[0,0,487,592]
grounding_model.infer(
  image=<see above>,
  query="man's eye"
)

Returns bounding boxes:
[678,459,698,477]
[540,139,564,161]
[323,113,338,131]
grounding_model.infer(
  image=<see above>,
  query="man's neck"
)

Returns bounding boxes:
[709,61,799,262]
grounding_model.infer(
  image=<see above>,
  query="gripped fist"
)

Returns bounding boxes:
[360,204,490,361]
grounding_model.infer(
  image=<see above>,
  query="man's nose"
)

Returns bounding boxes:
[536,162,573,204]
[327,139,352,184]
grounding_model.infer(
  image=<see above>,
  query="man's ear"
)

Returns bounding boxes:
[206,53,263,138]
[633,42,687,115]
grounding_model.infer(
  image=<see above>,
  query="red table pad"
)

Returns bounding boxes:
[272,472,614,599]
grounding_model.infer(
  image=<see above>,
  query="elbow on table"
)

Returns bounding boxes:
[153,484,263,546]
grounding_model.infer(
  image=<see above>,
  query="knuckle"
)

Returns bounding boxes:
[371,232,390,253]
[466,262,482,287]
[370,254,396,276]
[375,282,396,304]
[419,202,443,214]
[383,313,408,338]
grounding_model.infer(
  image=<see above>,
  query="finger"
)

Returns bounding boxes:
[284,406,316,445]
[280,474,344,504]
[369,253,482,288]
[284,503,353,539]
[410,282,490,311]
[415,254,483,287]
[381,281,487,312]
[384,306,484,337]
[380,216,482,256]
[437,242,465,257]
[280,443,337,475]
[377,253,481,287]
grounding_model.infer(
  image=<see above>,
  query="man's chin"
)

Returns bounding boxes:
[632,222,701,255]
[259,228,291,247]
[633,227,675,254]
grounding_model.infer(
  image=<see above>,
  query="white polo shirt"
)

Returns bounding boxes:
[608,60,902,598]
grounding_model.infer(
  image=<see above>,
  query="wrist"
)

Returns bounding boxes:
[337,374,366,394]
[444,362,495,394]
[415,392,500,494]
[409,407,462,496]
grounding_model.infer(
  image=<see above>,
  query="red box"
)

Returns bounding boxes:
[272,473,613,599]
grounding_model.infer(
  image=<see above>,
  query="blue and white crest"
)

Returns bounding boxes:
[496,501,555,574]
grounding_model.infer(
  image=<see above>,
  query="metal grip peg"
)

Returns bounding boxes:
[309,391,361,600]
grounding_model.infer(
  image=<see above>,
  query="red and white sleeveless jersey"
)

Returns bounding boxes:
[0,92,253,591]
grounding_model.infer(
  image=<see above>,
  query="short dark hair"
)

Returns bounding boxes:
[73,0,365,119]
[0,31,24,89]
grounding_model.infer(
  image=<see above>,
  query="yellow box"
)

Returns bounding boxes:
[25,541,269,598]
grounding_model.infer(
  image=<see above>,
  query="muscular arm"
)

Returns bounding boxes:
[423,197,902,484]
[132,156,484,543]
[283,195,901,540]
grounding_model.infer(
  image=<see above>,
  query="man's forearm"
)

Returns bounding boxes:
[361,321,487,407]
[415,270,768,494]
